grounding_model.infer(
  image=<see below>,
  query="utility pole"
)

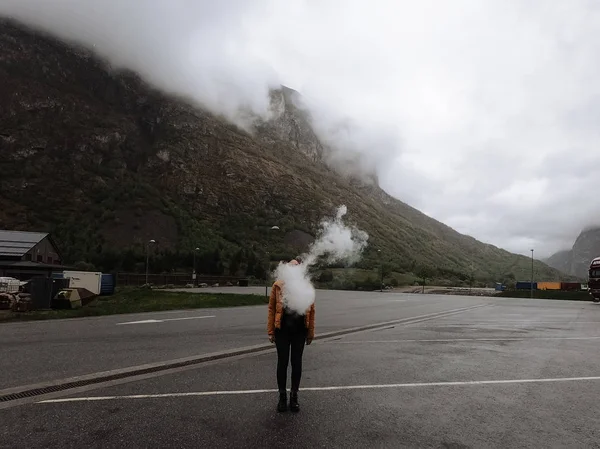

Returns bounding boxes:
[145,239,156,285]
[530,249,534,299]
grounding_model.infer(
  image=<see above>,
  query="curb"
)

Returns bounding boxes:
[0,303,489,404]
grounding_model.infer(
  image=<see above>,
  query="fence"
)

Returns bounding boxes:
[116,273,249,287]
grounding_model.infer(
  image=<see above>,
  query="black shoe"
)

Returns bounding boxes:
[277,392,288,412]
[289,391,299,412]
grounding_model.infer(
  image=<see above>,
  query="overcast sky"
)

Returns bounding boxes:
[2,0,600,258]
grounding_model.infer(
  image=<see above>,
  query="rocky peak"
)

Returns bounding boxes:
[258,85,323,163]
[571,227,600,276]
[546,227,600,277]
[260,85,380,189]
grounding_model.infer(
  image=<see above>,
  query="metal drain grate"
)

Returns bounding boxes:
[0,345,272,403]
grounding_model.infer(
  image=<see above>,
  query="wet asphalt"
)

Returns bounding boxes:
[2,296,600,448]
[0,290,484,388]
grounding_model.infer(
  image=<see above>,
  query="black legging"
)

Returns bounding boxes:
[275,327,307,392]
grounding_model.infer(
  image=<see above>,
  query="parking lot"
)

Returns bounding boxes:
[2,297,600,448]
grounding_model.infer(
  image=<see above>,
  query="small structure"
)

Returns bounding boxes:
[0,230,66,280]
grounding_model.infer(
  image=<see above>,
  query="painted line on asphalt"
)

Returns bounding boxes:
[326,336,600,343]
[37,376,600,403]
[0,303,488,406]
[312,304,491,341]
[116,316,215,325]
[116,319,160,325]
[419,321,600,324]
[406,322,600,327]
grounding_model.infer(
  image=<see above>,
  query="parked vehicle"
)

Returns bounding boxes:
[588,257,600,302]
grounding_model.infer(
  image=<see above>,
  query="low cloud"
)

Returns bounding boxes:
[2,0,600,257]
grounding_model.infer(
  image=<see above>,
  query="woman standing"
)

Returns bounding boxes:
[267,259,315,412]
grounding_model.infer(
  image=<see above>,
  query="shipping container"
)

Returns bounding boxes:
[100,274,115,296]
[63,271,102,295]
[560,282,580,291]
[537,281,561,290]
[515,281,537,290]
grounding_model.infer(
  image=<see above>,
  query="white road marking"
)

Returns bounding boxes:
[116,319,161,325]
[407,322,600,327]
[424,321,600,324]
[327,336,600,343]
[37,376,600,403]
[116,316,215,325]
[162,316,216,322]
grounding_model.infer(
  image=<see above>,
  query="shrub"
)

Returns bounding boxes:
[73,261,97,271]
[319,270,334,283]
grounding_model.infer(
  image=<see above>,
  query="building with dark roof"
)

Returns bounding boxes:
[0,230,65,280]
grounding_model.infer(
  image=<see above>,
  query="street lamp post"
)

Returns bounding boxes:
[193,247,199,287]
[145,239,156,285]
[378,249,383,292]
[265,226,280,299]
[530,249,534,299]
[469,263,475,295]
[265,251,269,299]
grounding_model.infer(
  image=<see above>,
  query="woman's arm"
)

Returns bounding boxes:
[307,303,315,342]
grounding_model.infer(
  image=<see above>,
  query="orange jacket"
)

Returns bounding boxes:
[267,280,315,340]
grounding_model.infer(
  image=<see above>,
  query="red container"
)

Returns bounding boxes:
[560,282,580,291]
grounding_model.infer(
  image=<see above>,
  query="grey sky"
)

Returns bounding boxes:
[2,0,599,258]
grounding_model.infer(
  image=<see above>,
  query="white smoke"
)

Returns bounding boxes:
[303,205,369,267]
[273,205,368,314]
[274,262,315,316]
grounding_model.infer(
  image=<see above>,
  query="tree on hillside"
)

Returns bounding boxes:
[229,249,243,276]
[415,266,435,291]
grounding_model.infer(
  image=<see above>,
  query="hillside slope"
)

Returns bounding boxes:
[546,228,600,278]
[0,19,568,283]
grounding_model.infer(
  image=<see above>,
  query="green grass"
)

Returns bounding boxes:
[0,288,268,322]
[315,268,418,291]
[497,289,592,301]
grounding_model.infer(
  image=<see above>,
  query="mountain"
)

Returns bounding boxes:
[546,227,600,278]
[0,18,569,283]
[545,249,572,275]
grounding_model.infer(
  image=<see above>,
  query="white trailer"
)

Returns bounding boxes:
[63,271,102,295]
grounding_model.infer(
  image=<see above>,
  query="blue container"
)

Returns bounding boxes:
[515,281,537,290]
[100,274,115,296]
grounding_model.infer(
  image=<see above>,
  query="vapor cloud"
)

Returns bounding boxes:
[273,261,315,316]
[274,205,368,314]
[302,205,369,267]
[2,0,600,257]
